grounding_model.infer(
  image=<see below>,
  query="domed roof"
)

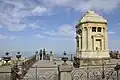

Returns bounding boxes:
[80,10,107,24]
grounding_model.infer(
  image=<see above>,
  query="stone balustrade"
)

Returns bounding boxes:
[20,55,37,77]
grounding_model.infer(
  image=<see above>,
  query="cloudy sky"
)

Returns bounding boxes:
[0,0,120,56]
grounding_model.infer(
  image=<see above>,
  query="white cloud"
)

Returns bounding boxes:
[6,24,27,31]
[0,0,119,32]
[108,31,116,34]
[44,24,75,37]
[0,25,3,28]
[9,36,16,40]
[2,0,25,8]
[44,31,58,36]
[29,24,39,29]
[116,22,120,26]
[32,6,48,16]
[0,35,15,39]
[42,0,120,12]
[0,35,8,39]
[28,20,41,29]
[73,0,120,12]
[0,0,49,31]
[33,34,44,38]
[59,24,75,36]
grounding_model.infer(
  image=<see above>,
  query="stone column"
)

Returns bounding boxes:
[42,53,44,60]
[92,36,94,51]
[58,64,72,80]
[104,28,108,50]
[76,40,79,57]
[102,27,104,34]
[76,34,80,57]
[82,27,86,50]
[76,36,79,51]
[79,35,81,50]
[101,39,104,50]
[38,52,40,60]
[101,27,104,50]
[35,52,39,60]
[79,36,82,58]
[88,27,92,50]
[93,37,95,51]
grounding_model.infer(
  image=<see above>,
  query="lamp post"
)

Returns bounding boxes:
[71,54,73,61]
[3,52,11,64]
[114,63,120,80]
[102,60,105,79]
[35,64,38,80]
[62,51,68,65]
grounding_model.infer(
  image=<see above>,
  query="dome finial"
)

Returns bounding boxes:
[87,9,95,14]
[88,8,92,11]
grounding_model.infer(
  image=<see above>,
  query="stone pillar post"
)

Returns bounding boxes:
[50,56,53,61]
[0,66,12,80]
[58,64,72,80]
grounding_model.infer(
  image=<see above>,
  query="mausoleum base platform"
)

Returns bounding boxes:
[79,57,111,66]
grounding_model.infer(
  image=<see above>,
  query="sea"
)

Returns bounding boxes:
[0,51,76,60]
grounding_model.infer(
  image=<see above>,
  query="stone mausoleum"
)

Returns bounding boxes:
[75,10,110,64]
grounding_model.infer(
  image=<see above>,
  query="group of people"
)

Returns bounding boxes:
[37,49,52,60]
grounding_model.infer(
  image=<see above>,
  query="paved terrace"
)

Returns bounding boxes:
[22,57,120,80]
[23,60,73,80]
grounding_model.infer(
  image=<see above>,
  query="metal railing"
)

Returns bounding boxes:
[72,64,120,80]
[22,64,58,80]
